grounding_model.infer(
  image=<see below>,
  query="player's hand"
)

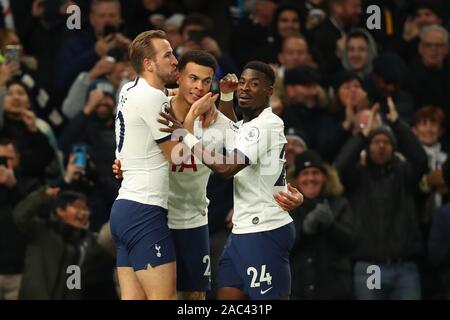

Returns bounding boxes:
[219,73,238,94]
[201,104,218,128]
[112,159,123,179]
[158,111,184,134]
[190,92,219,117]
[274,183,304,212]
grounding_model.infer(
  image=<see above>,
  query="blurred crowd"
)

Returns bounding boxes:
[1,0,450,300]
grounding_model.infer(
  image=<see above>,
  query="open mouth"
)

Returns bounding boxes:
[238,95,252,102]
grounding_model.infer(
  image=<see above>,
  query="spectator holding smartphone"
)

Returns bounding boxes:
[0,80,54,182]
[55,0,131,92]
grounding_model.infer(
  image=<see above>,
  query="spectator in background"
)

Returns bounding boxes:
[323,70,369,162]
[341,29,378,79]
[0,139,40,300]
[162,14,185,51]
[0,80,54,182]
[58,85,117,231]
[412,106,448,227]
[312,0,363,76]
[401,0,445,63]
[335,99,428,300]
[282,66,349,163]
[231,0,277,69]
[0,29,55,124]
[59,84,116,181]
[282,66,329,132]
[271,33,317,112]
[19,0,78,122]
[285,127,307,183]
[410,25,450,131]
[61,54,130,119]
[366,53,415,123]
[55,0,130,93]
[13,187,117,299]
[290,150,353,300]
[268,2,303,63]
[412,105,449,299]
[123,0,182,39]
[176,13,237,85]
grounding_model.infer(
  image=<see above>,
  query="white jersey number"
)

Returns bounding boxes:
[247,264,272,288]
[203,255,211,277]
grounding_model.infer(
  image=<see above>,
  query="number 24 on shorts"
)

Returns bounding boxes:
[247,265,272,288]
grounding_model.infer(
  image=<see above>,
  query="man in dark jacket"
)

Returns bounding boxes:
[291,150,355,300]
[335,98,428,299]
[13,187,117,300]
[0,139,40,299]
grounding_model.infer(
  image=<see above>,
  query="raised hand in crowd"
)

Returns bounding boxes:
[386,96,399,123]
[88,57,116,81]
[83,89,105,116]
[95,35,117,57]
[64,154,85,184]
[362,103,381,137]
[403,16,420,42]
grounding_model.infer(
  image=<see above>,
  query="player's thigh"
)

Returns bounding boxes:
[172,225,211,294]
[117,267,146,300]
[217,286,248,300]
[135,262,177,300]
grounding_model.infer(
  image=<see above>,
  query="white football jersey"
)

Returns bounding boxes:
[168,107,233,229]
[229,107,292,234]
[115,77,171,209]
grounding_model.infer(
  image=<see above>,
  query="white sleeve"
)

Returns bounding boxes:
[136,90,171,143]
[235,117,283,164]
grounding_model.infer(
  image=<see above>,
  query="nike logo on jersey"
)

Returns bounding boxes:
[260,287,273,295]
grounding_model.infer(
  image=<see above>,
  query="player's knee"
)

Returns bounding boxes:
[121,289,146,300]
[147,290,177,300]
[178,291,206,300]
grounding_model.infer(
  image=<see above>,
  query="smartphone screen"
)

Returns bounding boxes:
[72,145,87,168]
[5,45,21,64]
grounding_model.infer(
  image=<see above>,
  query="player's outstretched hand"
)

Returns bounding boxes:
[274,183,304,212]
[112,159,123,179]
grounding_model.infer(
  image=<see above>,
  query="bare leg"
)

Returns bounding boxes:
[135,262,177,300]
[117,267,146,300]
[178,291,206,300]
[217,286,248,300]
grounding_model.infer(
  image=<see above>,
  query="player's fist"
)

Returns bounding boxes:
[219,73,238,94]
[112,159,123,179]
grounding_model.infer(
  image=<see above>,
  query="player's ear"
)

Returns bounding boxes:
[143,57,153,72]
[266,85,274,97]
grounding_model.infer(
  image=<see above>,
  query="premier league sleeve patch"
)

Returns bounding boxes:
[161,101,170,114]
[245,126,260,142]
